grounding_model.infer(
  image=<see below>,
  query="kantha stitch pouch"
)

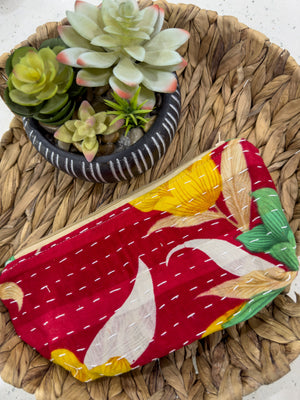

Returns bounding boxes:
[0,138,298,382]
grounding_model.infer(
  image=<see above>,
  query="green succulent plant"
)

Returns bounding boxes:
[4,39,85,126]
[104,87,153,135]
[57,0,189,104]
[8,47,72,106]
[54,100,124,161]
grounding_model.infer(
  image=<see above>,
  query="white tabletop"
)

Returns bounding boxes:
[0,1,299,399]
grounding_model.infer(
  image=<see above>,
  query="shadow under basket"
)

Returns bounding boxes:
[22,85,181,184]
[0,0,300,399]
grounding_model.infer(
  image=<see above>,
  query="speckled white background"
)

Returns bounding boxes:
[0,1,299,399]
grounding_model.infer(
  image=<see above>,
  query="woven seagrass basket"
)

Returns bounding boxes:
[0,1,299,399]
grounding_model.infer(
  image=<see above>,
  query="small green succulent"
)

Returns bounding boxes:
[57,0,189,102]
[104,87,153,135]
[54,100,124,161]
[4,39,85,126]
[8,46,73,106]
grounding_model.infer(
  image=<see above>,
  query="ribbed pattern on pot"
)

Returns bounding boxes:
[0,1,299,399]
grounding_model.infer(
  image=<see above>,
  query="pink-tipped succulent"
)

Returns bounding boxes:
[54,100,123,162]
[57,0,190,104]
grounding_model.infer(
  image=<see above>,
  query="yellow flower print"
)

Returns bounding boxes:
[51,349,131,382]
[131,153,222,217]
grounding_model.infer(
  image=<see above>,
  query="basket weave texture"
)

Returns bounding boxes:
[0,1,300,399]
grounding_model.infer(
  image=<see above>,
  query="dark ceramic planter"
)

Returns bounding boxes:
[23,84,181,183]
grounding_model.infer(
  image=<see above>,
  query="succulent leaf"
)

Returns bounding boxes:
[150,5,165,37]
[100,0,119,26]
[94,112,107,131]
[128,30,150,42]
[4,87,43,116]
[145,28,190,51]
[137,86,156,109]
[13,64,40,83]
[11,72,46,94]
[39,38,67,51]
[82,136,99,162]
[11,47,36,70]
[109,75,137,99]
[83,136,98,150]
[56,47,86,68]
[66,10,103,41]
[65,120,77,131]
[39,93,69,115]
[36,82,58,100]
[34,100,75,125]
[124,46,145,61]
[74,0,100,23]
[103,25,129,36]
[138,65,178,93]
[91,34,121,48]
[73,123,93,141]
[58,26,99,51]
[97,122,108,135]
[77,51,119,68]
[137,5,158,34]
[5,53,14,77]
[143,50,183,66]
[7,75,13,91]
[54,125,74,143]
[55,65,74,94]
[76,68,111,87]
[156,58,188,72]
[9,89,43,106]
[22,50,44,72]
[113,58,143,87]
[104,116,124,135]
[47,103,76,126]
[78,100,95,120]
[52,46,66,55]
[39,47,59,73]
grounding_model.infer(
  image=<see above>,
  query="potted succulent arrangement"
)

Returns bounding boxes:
[3,0,189,183]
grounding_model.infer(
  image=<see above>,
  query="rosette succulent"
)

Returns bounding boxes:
[57,0,189,104]
[54,100,124,161]
[8,47,72,106]
[4,40,84,126]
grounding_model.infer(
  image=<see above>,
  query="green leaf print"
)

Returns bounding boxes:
[222,187,299,330]
[222,288,283,329]
[269,242,299,271]
[251,188,292,242]
[237,188,298,272]
[237,224,277,252]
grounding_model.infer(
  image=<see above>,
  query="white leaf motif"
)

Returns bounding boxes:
[166,239,275,276]
[84,258,156,369]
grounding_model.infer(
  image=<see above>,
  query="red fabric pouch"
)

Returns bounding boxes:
[0,138,298,382]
